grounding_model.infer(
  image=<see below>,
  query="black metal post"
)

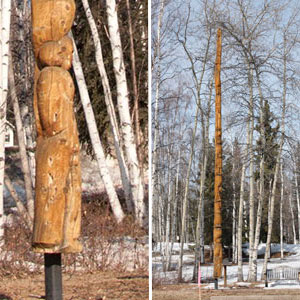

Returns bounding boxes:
[214,278,218,290]
[44,253,63,300]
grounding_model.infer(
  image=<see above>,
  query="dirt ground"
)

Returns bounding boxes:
[0,271,148,300]
[152,284,300,300]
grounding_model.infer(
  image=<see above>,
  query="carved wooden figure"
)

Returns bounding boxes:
[32,0,82,253]
[213,28,223,280]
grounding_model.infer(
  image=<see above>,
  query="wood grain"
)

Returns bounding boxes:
[32,0,82,253]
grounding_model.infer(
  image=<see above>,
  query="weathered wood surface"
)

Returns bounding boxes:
[32,0,82,253]
[213,28,223,278]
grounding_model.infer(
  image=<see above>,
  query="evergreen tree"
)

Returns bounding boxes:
[255,100,280,242]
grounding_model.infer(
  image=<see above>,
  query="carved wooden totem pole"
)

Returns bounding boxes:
[213,28,223,289]
[31,0,81,298]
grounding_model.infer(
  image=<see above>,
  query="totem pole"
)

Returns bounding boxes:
[213,28,222,289]
[31,1,81,298]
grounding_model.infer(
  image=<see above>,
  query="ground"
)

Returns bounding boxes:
[0,271,148,300]
[152,284,300,300]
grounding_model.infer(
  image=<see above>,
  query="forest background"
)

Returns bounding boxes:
[0,0,149,285]
[152,0,300,283]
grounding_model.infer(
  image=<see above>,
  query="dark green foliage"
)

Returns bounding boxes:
[255,100,280,242]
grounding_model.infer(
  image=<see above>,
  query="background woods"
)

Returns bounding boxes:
[0,0,149,289]
[152,0,300,284]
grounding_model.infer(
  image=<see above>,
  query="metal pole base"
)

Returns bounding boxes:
[44,253,63,300]
[214,278,218,290]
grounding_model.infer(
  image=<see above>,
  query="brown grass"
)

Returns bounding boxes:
[0,197,148,299]
[152,284,300,300]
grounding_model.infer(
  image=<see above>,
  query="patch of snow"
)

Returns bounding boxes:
[236,282,251,286]
[153,243,300,288]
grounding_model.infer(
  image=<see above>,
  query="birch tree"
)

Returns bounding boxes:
[174,2,213,281]
[71,33,125,223]
[0,0,12,243]
[280,163,284,258]
[106,0,145,226]
[261,33,288,280]
[9,54,34,221]
[80,0,133,213]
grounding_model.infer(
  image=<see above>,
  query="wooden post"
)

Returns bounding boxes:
[31,0,81,298]
[224,265,227,287]
[213,28,223,284]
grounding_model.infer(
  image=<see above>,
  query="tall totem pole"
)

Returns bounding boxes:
[31,0,81,298]
[213,28,222,288]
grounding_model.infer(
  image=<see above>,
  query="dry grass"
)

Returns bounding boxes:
[152,284,300,300]
[0,271,148,300]
[0,197,149,299]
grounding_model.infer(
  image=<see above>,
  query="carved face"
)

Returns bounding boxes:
[36,66,75,137]
[32,0,76,52]
[38,36,74,70]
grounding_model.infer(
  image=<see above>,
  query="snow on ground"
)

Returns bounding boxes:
[153,243,300,289]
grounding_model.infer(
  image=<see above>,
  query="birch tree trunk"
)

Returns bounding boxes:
[125,0,144,178]
[247,67,256,282]
[178,100,201,282]
[280,163,284,259]
[106,0,145,226]
[170,148,181,257]
[232,145,237,264]
[80,0,133,213]
[261,36,287,280]
[251,71,266,281]
[71,36,124,223]
[176,10,212,281]
[193,81,212,280]
[164,145,172,271]
[237,139,248,282]
[9,55,34,221]
[152,0,165,242]
[0,0,12,243]
[294,160,300,243]
[289,193,297,244]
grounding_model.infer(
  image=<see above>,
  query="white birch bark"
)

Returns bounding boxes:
[280,163,284,259]
[237,122,250,282]
[247,67,256,282]
[289,193,297,245]
[9,55,34,221]
[261,37,287,280]
[80,0,133,213]
[193,81,212,280]
[176,13,212,281]
[72,36,125,223]
[125,0,143,180]
[170,148,181,256]
[164,146,172,271]
[106,0,145,226]
[237,159,246,282]
[294,159,300,243]
[21,0,36,186]
[152,0,165,241]
[232,144,237,264]
[0,0,11,243]
[251,72,266,281]
[178,102,200,282]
